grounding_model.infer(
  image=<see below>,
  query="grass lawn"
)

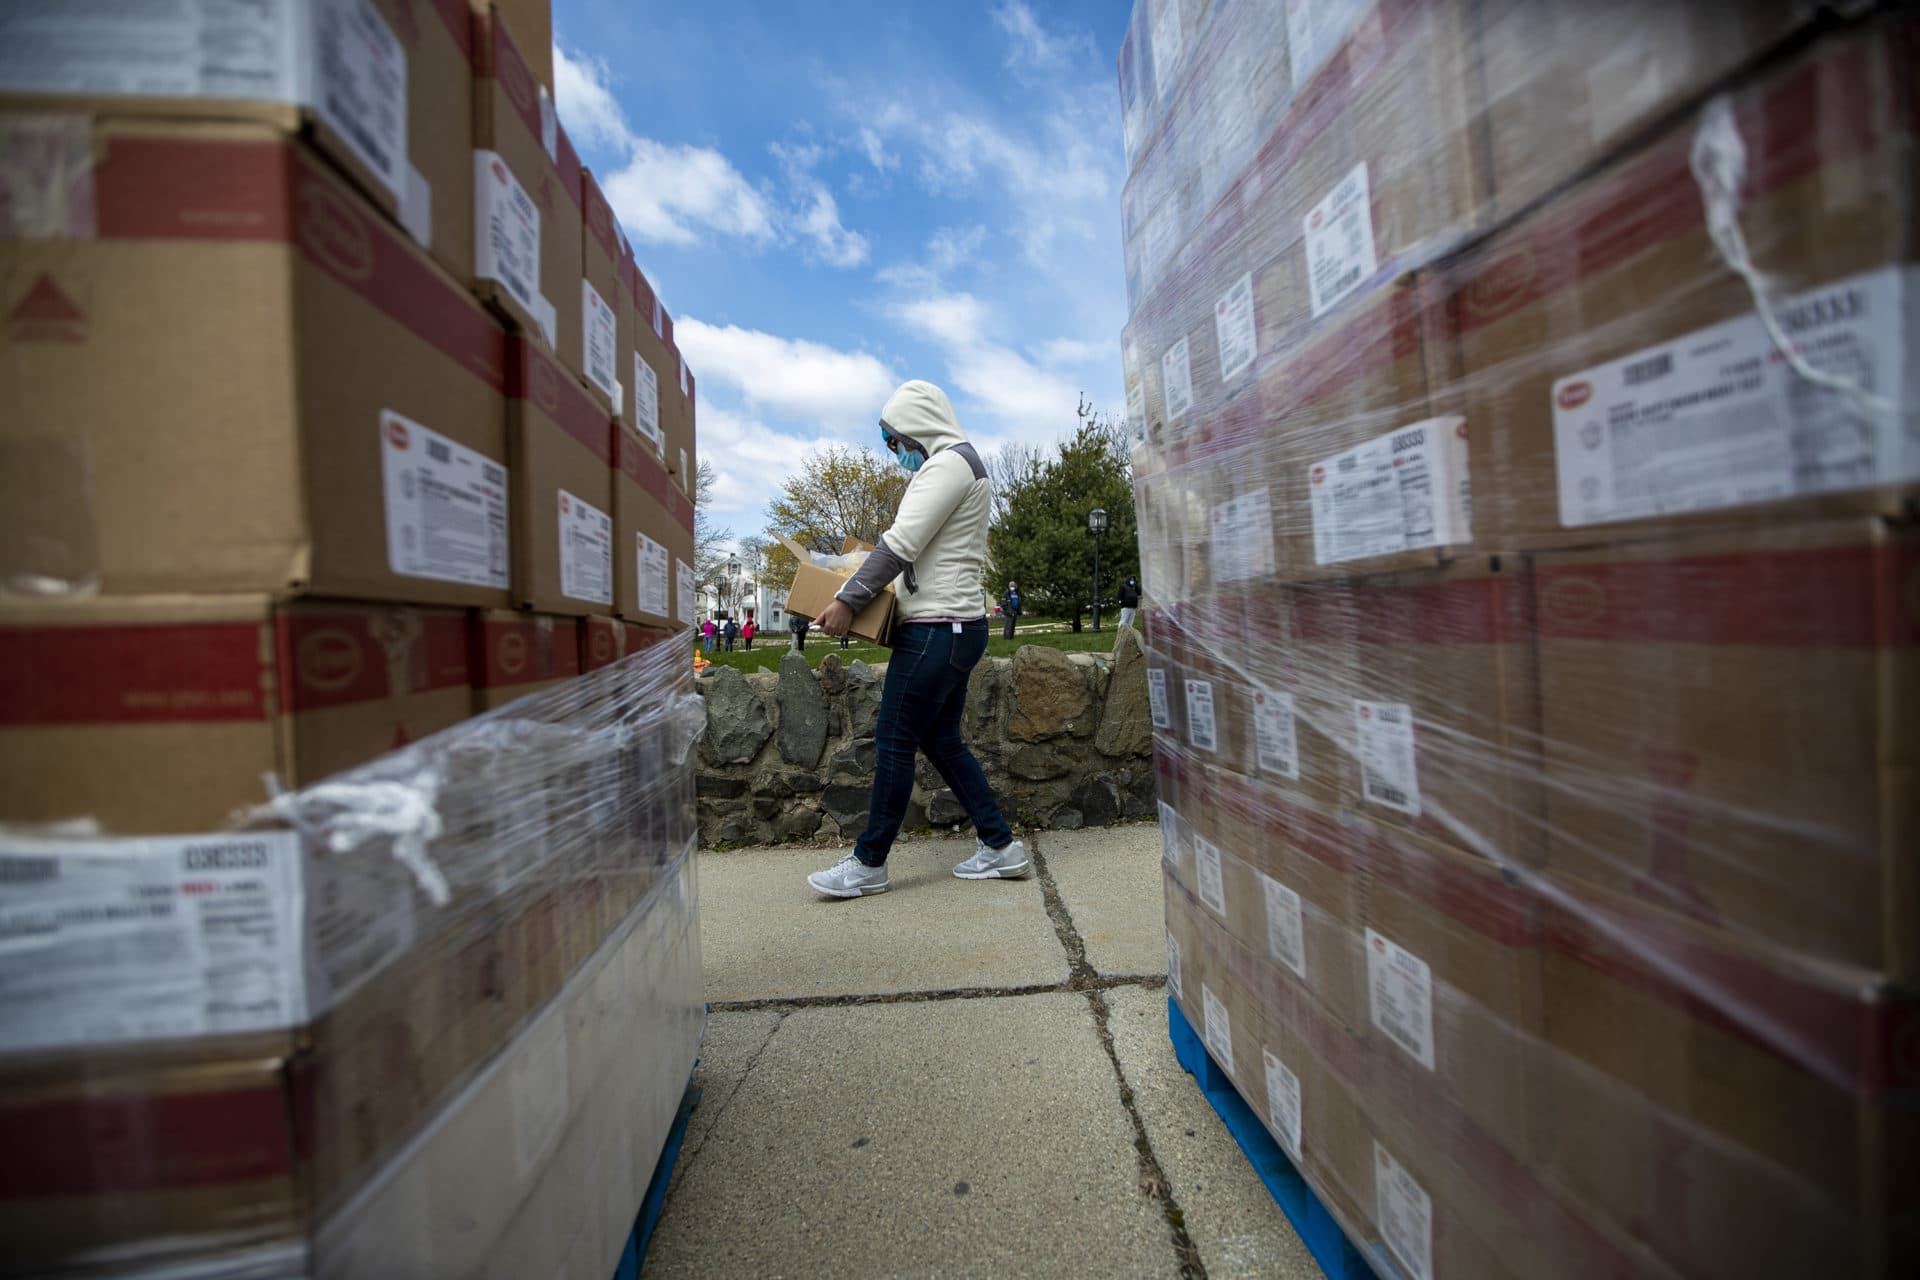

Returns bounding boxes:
[697,622,1133,674]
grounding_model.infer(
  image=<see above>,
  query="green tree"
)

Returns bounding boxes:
[761,444,908,592]
[988,414,1139,631]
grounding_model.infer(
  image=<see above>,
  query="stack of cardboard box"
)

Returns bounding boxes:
[1123,1,1916,1275]
[0,2,704,1273]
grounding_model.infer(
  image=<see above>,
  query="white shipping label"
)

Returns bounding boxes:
[1263,873,1308,979]
[1354,700,1420,815]
[678,355,689,396]
[1310,416,1472,566]
[582,279,619,402]
[1214,272,1258,385]
[1166,929,1183,998]
[1264,1049,1305,1158]
[1194,836,1227,916]
[1185,678,1217,752]
[1127,379,1148,437]
[1375,1142,1436,1280]
[1151,0,1184,96]
[1161,337,1195,422]
[0,0,301,100]
[557,489,613,606]
[1303,162,1379,317]
[313,0,408,203]
[1210,488,1275,584]
[381,410,510,589]
[1287,0,1378,91]
[1147,668,1172,729]
[1201,983,1235,1074]
[634,356,663,446]
[1252,688,1300,780]
[1366,928,1436,1071]
[1158,800,1182,867]
[676,559,696,627]
[474,150,541,324]
[1552,265,1919,527]
[0,833,306,1054]
[636,532,670,618]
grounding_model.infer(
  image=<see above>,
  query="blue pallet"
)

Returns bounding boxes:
[1168,997,1381,1280]
[612,1073,701,1280]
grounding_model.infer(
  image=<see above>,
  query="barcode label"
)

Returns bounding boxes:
[1303,162,1378,317]
[633,355,663,445]
[1375,1142,1435,1280]
[1157,801,1182,867]
[1309,417,1472,567]
[556,488,613,606]
[582,280,619,402]
[1623,351,1673,385]
[1252,688,1300,779]
[1354,700,1421,816]
[1194,836,1226,916]
[1202,983,1234,1074]
[381,410,510,589]
[636,532,670,619]
[1166,929,1182,998]
[313,0,409,203]
[1263,1047,1303,1159]
[1184,678,1217,752]
[1366,928,1435,1071]
[1263,874,1307,980]
[1147,668,1172,729]
[1161,337,1194,421]
[474,150,542,332]
[1214,271,1258,384]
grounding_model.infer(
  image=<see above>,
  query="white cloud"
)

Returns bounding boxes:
[773,141,870,268]
[553,46,633,152]
[677,319,897,428]
[856,125,898,172]
[698,405,840,517]
[991,1,1093,75]
[602,140,777,247]
[891,291,1083,432]
[1035,337,1112,368]
[875,224,986,291]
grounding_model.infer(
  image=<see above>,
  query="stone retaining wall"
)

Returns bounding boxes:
[695,628,1156,846]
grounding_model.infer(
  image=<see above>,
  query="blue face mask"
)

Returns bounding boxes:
[881,424,925,473]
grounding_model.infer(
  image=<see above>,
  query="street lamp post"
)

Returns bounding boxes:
[1088,507,1108,633]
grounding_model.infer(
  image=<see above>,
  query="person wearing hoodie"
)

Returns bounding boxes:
[808,380,1028,897]
[1117,576,1140,631]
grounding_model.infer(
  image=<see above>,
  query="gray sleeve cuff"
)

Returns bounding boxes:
[835,536,908,610]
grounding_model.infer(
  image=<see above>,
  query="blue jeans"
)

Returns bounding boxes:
[854,619,1011,865]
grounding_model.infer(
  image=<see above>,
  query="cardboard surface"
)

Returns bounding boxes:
[0,120,511,606]
[0,595,472,835]
[469,610,582,712]
[780,539,897,646]
[625,260,677,466]
[507,335,616,616]
[1533,516,1918,978]
[578,167,622,413]
[1434,16,1920,552]
[613,426,692,627]
[472,4,583,376]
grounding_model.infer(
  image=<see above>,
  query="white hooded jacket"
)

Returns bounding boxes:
[834,381,990,623]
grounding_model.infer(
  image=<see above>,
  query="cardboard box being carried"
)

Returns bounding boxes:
[780,537,897,645]
[0,118,511,605]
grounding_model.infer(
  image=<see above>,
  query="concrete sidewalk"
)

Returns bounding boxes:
[642,824,1318,1279]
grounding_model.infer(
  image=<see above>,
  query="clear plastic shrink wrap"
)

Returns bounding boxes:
[0,636,707,1278]
[1121,2,1916,1277]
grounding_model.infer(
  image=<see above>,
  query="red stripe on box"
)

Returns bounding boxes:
[615,425,665,487]
[0,1083,292,1197]
[1258,285,1422,422]
[508,336,613,464]
[430,0,473,57]
[555,123,583,212]
[1534,543,1916,649]
[485,10,544,141]
[471,616,583,689]
[581,617,621,672]
[1542,887,1917,1096]
[1446,25,1894,336]
[94,137,291,242]
[0,621,269,725]
[276,611,470,713]
[583,170,621,258]
[290,149,508,392]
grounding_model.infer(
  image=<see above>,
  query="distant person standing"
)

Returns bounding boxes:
[742,616,757,650]
[723,616,739,652]
[791,612,810,652]
[702,617,716,652]
[1117,576,1140,630]
[1001,582,1022,640]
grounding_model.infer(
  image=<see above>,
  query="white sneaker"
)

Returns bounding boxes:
[808,852,889,898]
[953,838,1031,880]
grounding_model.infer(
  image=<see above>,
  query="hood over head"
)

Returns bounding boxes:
[880,380,967,457]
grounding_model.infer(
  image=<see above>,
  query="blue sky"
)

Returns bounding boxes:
[553,1,1130,540]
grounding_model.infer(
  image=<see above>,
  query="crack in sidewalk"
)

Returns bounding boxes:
[707,972,1164,1013]
[670,1009,788,1195]
[1031,835,1208,1280]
